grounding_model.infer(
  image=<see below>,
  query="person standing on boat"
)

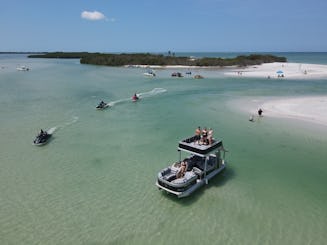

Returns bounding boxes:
[208,128,214,145]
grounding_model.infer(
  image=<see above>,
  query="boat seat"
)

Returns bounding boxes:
[192,167,203,177]
[160,167,177,181]
[164,173,176,182]
[172,171,197,184]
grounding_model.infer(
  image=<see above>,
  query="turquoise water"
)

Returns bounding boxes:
[1,54,327,244]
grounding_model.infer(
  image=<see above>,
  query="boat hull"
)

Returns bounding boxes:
[157,162,226,198]
[96,104,109,110]
[33,134,52,146]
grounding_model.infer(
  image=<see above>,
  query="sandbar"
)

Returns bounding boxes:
[224,62,327,79]
[232,96,327,127]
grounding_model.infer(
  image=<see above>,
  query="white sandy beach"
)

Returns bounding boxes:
[223,62,327,126]
[130,62,327,80]
[260,96,327,126]
[225,62,327,79]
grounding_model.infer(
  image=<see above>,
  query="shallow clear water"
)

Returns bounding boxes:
[1,54,327,244]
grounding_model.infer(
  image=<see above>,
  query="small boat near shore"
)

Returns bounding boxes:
[33,129,52,146]
[16,66,30,71]
[171,72,183,77]
[143,69,156,77]
[156,134,227,198]
[194,74,204,79]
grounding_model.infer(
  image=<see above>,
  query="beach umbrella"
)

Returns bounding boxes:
[276,70,283,74]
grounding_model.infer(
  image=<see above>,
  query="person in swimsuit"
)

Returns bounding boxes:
[176,161,187,178]
[201,127,208,145]
[208,128,213,145]
[195,126,201,143]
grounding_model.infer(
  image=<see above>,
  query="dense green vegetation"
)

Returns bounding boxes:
[28,52,287,67]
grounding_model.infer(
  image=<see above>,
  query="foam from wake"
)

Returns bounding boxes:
[45,116,79,135]
[107,88,167,107]
[137,88,167,98]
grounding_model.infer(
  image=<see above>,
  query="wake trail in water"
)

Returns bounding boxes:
[108,98,131,107]
[46,116,79,135]
[137,88,167,98]
[107,88,167,108]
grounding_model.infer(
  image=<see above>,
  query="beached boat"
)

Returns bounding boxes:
[33,130,52,146]
[156,134,227,198]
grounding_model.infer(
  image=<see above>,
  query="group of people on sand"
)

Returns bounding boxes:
[195,126,214,145]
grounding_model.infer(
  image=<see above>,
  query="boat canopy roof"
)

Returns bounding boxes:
[178,136,222,156]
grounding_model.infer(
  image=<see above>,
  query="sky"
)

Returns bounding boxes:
[1,0,327,52]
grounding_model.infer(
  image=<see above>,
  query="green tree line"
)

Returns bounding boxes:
[29,52,287,67]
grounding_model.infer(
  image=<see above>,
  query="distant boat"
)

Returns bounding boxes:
[194,75,204,79]
[171,72,183,77]
[16,66,30,71]
[143,69,156,77]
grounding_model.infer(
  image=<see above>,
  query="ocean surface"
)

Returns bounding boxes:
[1,53,327,245]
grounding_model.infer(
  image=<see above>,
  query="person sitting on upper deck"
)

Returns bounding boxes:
[176,161,187,178]
[208,128,214,145]
[201,127,208,145]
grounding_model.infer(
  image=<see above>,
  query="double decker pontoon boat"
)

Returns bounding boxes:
[156,135,227,198]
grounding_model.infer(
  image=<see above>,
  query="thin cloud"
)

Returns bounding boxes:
[81,11,106,21]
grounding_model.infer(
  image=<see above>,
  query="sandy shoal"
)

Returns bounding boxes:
[234,96,327,127]
[224,62,327,79]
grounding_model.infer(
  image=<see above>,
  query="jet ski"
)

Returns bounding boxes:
[33,129,52,146]
[96,101,109,110]
[132,94,139,102]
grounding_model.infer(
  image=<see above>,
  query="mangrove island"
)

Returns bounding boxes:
[28,52,287,67]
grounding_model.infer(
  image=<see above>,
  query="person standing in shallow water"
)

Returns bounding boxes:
[258,108,263,116]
